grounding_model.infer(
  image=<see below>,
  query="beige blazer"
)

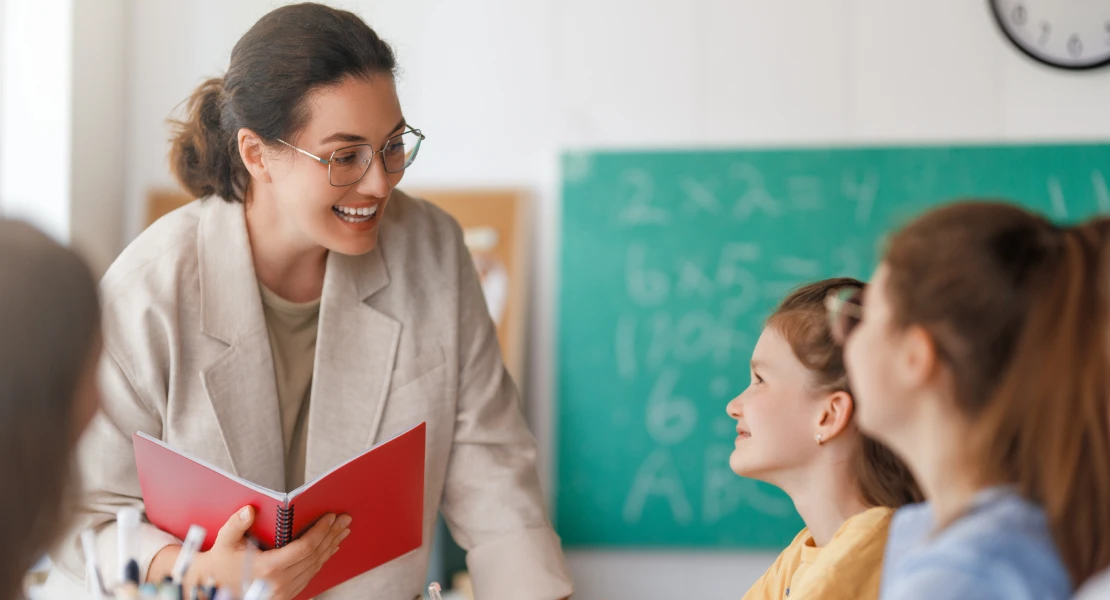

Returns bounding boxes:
[51,191,572,600]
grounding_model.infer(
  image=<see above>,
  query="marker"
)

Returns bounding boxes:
[243,579,273,600]
[117,507,142,584]
[172,525,207,584]
[159,577,183,600]
[429,582,443,600]
[80,529,106,600]
[241,536,259,596]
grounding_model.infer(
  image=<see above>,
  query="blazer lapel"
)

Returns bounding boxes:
[196,199,286,492]
[305,247,400,482]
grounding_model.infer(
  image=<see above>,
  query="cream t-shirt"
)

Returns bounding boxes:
[259,283,319,492]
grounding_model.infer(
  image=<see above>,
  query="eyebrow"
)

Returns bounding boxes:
[318,118,407,146]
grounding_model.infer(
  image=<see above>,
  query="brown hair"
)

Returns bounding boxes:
[883,200,1110,585]
[169,3,397,203]
[0,219,101,600]
[768,277,923,509]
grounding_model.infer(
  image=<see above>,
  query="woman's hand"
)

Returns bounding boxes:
[186,505,351,600]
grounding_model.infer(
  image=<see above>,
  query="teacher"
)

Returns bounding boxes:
[52,3,572,600]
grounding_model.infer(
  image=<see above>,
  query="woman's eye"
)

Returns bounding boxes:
[333,153,358,166]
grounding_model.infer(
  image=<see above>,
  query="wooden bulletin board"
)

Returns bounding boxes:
[410,189,531,388]
[146,189,192,227]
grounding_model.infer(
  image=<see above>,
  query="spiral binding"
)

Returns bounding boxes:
[275,505,295,548]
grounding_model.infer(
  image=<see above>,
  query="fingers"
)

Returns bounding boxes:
[257,514,351,598]
[214,506,255,547]
[281,534,346,600]
[282,514,349,580]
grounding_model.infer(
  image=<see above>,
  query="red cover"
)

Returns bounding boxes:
[133,423,425,599]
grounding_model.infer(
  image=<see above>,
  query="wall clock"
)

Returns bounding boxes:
[990,0,1110,70]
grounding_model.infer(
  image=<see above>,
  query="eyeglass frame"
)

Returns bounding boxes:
[825,285,865,345]
[276,126,425,187]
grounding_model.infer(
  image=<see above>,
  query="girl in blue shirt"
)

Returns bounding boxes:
[828,201,1110,598]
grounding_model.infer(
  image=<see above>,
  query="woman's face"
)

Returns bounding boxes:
[725,328,824,484]
[259,75,407,257]
[844,264,914,444]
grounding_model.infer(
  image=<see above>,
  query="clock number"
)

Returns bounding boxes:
[1068,34,1083,58]
[1010,4,1027,26]
[1038,22,1051,46]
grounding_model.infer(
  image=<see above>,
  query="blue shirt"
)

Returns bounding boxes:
[880,487,1071,600]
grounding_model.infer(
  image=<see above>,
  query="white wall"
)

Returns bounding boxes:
[119,1,1110,599]
[69,0,128,275]
[0,0,127,276]
[0,0,73,241]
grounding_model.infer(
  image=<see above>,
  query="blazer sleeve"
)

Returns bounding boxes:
[50,343,181,590]
[437,224,574,600]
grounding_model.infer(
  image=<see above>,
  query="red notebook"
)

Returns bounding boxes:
[133,422,425,599]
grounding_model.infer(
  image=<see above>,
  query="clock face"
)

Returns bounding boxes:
[990,0,1110,70]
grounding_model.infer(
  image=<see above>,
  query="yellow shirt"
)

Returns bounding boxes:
[742,506,894,600]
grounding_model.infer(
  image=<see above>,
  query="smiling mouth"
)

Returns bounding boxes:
[333,204,379,223]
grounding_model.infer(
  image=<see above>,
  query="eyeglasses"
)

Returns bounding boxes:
[277,127,425,187]
[826,285,864,346]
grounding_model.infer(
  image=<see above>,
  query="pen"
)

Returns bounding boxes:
[117,507,142,585]
[80,529,106,600]
[243,579,273,600]
[172,525,207,584]
[241,536,259,596]
[159,577,182,600]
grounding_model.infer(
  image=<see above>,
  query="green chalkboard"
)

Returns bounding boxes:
[556,143,1110,549]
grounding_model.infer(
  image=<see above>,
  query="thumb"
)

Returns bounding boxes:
[214,505,255,547]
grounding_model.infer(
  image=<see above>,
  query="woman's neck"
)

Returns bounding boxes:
[892,401,987,532]
[244,190,328,302]
[779,452,870,547]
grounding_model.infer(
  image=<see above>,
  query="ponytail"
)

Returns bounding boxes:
[168,77,248,202]
[165,4,398,204]
[975,217,1110,585]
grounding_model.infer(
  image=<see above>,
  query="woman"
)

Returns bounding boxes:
[836,200,1110,598]
[729,278,921,600]
[0,219,102,600]
[51,4,572,600]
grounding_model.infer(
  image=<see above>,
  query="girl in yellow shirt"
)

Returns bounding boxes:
[727,278,921,600]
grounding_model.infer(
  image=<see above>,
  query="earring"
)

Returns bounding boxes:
[815,434,823,445]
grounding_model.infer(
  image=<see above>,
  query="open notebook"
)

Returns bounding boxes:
[133,422,425,599]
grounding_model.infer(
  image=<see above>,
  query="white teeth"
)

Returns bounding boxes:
[335,205,378,217]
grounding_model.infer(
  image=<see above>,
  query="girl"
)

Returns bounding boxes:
[728,278,921,600]
[52,4,571,600]
[836,201,1110,598]
[0,219,102,600]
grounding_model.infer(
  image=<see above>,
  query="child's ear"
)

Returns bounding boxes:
[815,390,854,444]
